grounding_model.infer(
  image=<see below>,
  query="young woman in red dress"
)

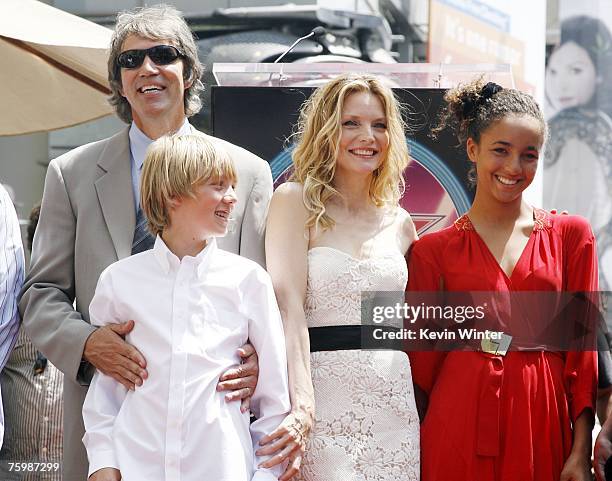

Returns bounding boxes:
[408,79,598,481]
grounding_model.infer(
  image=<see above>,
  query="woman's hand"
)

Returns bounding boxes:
[264,184,316,480]
[256,410,313,480]
[560,409,594,481]
[560,451,592,481]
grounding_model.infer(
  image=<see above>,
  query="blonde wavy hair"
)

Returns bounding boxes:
[141,134,236,236]
[290,73,409,231]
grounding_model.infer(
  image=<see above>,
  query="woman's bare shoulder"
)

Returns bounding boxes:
[269,182,308,217]
[273,181,304,200]
[391,206,418,254]
[275,181,302,192]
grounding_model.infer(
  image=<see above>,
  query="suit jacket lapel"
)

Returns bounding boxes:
[94,127,135,260]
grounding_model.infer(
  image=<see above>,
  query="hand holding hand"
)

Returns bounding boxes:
[83,320,147,391]
[257,411,312,480]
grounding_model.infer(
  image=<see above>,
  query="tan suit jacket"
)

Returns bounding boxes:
[18,126,273,481]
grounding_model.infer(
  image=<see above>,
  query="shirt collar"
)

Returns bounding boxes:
[129,118,192,171]
[153,235,217,280]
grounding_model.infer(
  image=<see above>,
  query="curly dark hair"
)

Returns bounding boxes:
[434,78,547,146]
[432,78,547,185]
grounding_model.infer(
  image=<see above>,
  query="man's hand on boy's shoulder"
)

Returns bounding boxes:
[217,342,259,412]
[88,468,121,481]
[84,319,148,391]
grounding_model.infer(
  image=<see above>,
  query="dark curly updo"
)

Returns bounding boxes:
[434,78,547,146]
[432,78,547,186]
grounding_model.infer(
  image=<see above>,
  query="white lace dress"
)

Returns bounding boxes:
[295,246,420,481]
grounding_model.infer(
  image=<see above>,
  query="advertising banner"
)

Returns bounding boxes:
[428,0,546,99]
[544,0,612,289]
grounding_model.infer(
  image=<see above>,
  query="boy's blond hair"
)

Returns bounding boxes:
[141,134,237,236]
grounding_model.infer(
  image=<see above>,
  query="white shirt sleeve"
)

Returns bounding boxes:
[82,269,128,476]
[244,268,291,481]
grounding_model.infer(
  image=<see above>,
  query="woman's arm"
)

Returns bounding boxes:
[560,410,594,481]
[398,207,418,255]
[561,217,599,481]
[257,183,315,480]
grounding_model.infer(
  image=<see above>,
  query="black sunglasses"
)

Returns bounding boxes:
[117,45,183,69]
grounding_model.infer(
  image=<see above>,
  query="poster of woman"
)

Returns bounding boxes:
[544,2,612,289]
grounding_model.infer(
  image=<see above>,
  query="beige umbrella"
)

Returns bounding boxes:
[0,0,114,136]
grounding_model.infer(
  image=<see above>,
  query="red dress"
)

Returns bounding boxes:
[407,209,598,481]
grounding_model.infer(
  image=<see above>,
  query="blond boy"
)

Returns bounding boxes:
[82,135,289,481]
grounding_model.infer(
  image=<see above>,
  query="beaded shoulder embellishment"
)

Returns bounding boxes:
[533,208,552,231]
[454,214,473,231]
[454,209,552,232]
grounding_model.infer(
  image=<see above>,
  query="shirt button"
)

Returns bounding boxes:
[42,447,48,453]
[43,416,49,422]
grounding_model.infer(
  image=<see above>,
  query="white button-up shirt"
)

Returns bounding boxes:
[82,237,290,481]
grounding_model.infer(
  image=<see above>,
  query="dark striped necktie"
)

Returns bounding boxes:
[132,205,155,255]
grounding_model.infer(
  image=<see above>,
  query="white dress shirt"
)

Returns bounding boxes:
[82,237,290,481]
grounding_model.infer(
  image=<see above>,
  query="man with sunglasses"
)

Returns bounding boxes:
[19,5,272,481]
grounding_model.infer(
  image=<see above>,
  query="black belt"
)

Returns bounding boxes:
[308,325,405,352]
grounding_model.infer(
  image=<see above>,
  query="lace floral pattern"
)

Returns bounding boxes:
[304,247,408,328]
[296,248,419,481]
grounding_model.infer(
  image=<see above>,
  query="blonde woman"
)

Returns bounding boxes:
[260,74,420,480]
